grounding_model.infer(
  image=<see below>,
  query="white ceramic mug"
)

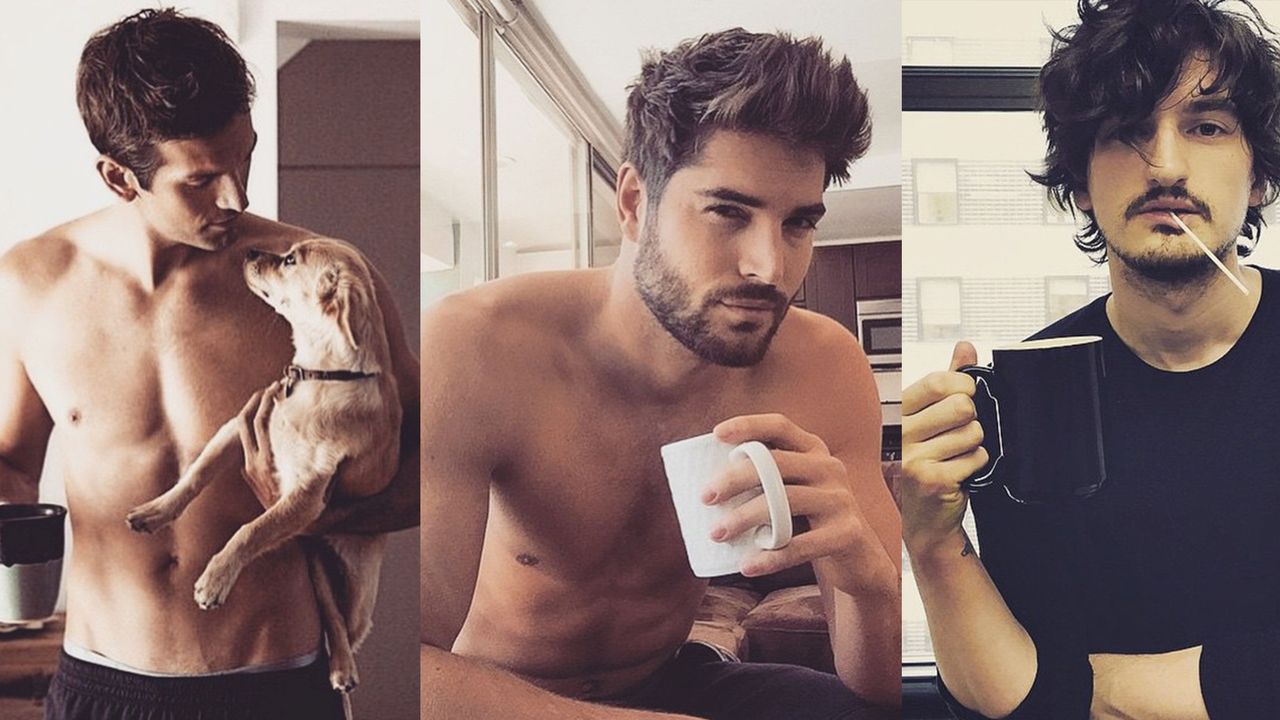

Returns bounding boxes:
[660,434,792,577]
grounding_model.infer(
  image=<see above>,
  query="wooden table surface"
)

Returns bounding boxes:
[0,614,62,702]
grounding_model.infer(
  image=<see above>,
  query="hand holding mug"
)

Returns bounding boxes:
[706,413,885,595]
[900,342,986,559]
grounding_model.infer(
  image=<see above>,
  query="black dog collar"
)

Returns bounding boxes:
[282,364,378,397]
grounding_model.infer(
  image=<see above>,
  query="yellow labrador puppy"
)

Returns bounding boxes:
[126,237,401,701]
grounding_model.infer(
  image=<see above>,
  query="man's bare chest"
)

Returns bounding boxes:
[21,274,291,448]
[487,383,813,581]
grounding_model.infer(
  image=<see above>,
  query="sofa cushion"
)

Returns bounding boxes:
[741,585,834,673]
[687,586,760,661]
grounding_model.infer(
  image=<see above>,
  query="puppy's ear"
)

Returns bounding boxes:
[320,265,360,350]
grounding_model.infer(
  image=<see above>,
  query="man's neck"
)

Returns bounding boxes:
[81,204,208,293]
[1105,255,1261,371]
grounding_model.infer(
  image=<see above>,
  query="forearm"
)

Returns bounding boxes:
[819,551,900,707]
[909,529,1038,718]
[421,644,699,720]
[1089,648,1207,720]
[312,407,419,534]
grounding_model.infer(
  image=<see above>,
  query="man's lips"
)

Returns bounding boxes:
[719,299,778,312]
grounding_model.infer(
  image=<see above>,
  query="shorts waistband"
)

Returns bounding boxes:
[62,639,320,677]
[51,649,330,708]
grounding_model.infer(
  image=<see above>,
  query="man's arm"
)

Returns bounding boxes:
[902,342,1048,718]
[419,297,697,720]
[904,342,1215,720]
[710,322,901,707]
[0,255,53,504]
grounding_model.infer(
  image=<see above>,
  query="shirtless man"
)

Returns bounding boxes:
[422,29,900,719]
[0,10,418,719]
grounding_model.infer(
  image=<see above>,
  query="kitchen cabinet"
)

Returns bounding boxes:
[794,241,901,334]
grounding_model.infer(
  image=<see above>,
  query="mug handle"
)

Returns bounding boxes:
[957,365,1004,491]
[730,441,793,550]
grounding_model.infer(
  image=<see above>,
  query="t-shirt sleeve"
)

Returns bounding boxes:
[935,490,1094,719]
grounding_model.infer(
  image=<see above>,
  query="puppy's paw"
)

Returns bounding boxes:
[193,558,240,610]
[126,498,180,533]
[330,666,359,694]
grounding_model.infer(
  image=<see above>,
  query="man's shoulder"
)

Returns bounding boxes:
[424,270,600,373]
[1026,293,1111,342]
[230,214,321,253]
[767,308,875,404]
[773,307,868,371]
[0,224,81,300]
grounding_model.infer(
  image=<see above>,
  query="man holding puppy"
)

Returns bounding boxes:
[902,1,1280,718]
[0,9,418,719]
[422,28,899,719]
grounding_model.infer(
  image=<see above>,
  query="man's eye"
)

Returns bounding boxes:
[786,217,819,231]
[283,253,297,267]
[188,176,214,188]
[1194,122,1227,137]
[709,205,748,222]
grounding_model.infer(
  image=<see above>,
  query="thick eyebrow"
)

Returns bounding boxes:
[1185,97,1238,115]
[697,187,826,218]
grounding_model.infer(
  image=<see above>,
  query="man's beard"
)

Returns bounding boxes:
[633,224,789,368]
[1109,230,1226,285]
[1111,185,1225,284]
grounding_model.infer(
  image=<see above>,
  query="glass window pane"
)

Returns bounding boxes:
[903,1,1079,66]
[591,164,621,267]
[422,1,483,309]
[495,43,586,278]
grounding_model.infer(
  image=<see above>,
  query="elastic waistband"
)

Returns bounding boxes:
[51,650,330,708]
[62,640,320,677]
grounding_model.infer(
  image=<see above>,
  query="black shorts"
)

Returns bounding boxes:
[44,650,346,720]
[613,643,895,720]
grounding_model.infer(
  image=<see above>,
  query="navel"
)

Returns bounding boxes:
[67,408,82,426]
[515,553,539,567]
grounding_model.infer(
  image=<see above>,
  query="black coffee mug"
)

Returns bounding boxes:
[959,336,1106,504]
[0,503,67,622]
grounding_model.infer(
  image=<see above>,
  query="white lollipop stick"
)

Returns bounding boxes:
[1168,212,1248,295]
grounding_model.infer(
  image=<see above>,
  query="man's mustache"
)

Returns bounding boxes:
[706,283,789,308]
[1123,185,1212,221]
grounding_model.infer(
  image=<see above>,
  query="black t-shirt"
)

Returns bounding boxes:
[940,267,1280,719]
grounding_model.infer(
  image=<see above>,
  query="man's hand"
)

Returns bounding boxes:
[708,413,888,595]
[901,341,986,560]
[236,380,284,508]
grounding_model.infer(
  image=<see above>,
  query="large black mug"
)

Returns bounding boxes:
[0,503,66,622]
[959,336,1106,504]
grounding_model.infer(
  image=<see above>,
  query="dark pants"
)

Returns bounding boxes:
[614,643,894,720]
[44,651,345,720]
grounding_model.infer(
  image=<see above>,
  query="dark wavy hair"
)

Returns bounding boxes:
[76,8,255,189]
[623,28,871,203]
[1032,0,1280,261]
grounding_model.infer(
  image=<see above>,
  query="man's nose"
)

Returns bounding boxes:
[738,222,786,286]
[216,174,248,214]
[1145,124,1190,187]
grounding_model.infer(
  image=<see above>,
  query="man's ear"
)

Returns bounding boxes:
[616,163,648,245]
[1249,174,1266,208]
[1074,188,1093,213]
[96,156,139,201]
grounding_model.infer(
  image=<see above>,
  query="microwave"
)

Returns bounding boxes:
[856,298,902,368]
